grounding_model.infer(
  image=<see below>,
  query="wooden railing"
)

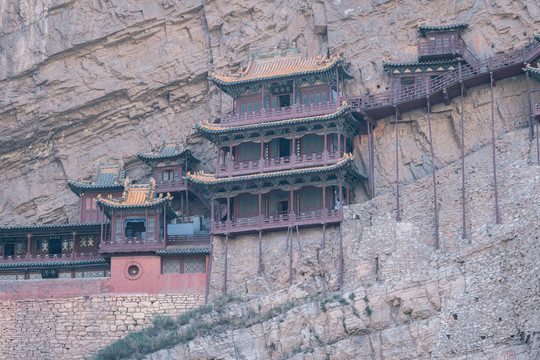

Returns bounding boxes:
[221,101,339,127]
[155,178,187,192]
[216,150,343,177]
[0,252,102,264]
[213,208,341,234]
[418,37,457,58]
[100,237,165,253]
[347,40,540,115]
[166,234,211,246]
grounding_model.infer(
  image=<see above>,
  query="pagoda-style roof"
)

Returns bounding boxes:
[525,65,540,81]
[186,154,365,195]
[382,58,462,74]
[195,103,362,144]
[0,222,105,235]
[137,139,198,165]
[419,22,468,36]
[209,40,352,96]
[67,163,125,196]
[96,179,176,218]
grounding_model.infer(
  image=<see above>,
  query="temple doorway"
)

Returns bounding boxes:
[279,94,291,108]
[49,239,62,255]
[4,244,14,257]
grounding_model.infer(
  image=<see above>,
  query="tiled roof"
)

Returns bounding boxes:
[137,139,191,161]
[67,163,125,195]
[209,42,352,86]
[0,222,105,234]
[525,65,540,81]
[96,178,174,211]
[0,258,107,269]
[419,22,468,35]
[156,248,210,256]
[195,103,351,135]
[186,153,357,185]
[382,58,462,73]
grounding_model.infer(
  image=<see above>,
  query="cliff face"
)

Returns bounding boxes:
[1,0,538,225]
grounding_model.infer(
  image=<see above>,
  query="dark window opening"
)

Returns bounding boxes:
[401,77,415,86]
[49,237,62,255]
[125,220,146,238]
[4,244,14,257]
[277,200,289,214]
[279,138,291,157]
[279,94,291,108]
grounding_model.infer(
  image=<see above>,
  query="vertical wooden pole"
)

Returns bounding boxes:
[72,232,76,256]
[337,130,341,157]
[163,203,167,244]
[322,223,326,250]
[210,197,215,234]
[296,225,301,254]
[426,98,439,249]
[395,111,401,221]
[288,227,292,286]
[526,70,533,140]
[490,72,501,224]
[367,123,374,198]
[229,144,233,177]
[205,234,214,304]
[226,195,231,232]
[336,67,340,104]
[292,78,296,106]
[258,230,262,276]
[223,234,229,294]
[261,82,265,115]
[339,222,343,290]
[460,84,467,239]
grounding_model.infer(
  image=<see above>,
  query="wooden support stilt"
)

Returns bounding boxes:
[367,123,374,199]
[426,98,439,249]
[339,222,343,290]
[443,88,450,105]
[205,235,214,304]
[296,225,301,254]
[258,230,262,276]
[460,84,467,239]
[223,234,229,294]
[490,72,501,224]
[288,228,292,286]
[526,70,534,140]
[395,110,401,222]
[322,223,326,250]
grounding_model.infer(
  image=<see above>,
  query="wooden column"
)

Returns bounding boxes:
[367,123,374,198]
[226,195,231,232]
[287,228,292,286]
[337,130,341,157]
[26,234,31,256]
[181,192,185,222]
[292,78,296,106]
[261,82,265,115]
[219,84,223,123]
[395,110,400,222]
[260,140,264,174]
[336,67,340,103]
[229,144,233,177]
[339,222,343,290]
[72,232,76,256]
[460,83,467,239]
[163,203,167,244]
[258,190,262,227]
[323,130,328,165]
[210,197,215,234]
[289,187,294,225]
[205,234,214,304]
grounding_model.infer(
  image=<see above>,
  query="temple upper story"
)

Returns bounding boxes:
[210,39,353,127]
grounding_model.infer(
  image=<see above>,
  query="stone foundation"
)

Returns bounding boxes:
[0,293,204,359]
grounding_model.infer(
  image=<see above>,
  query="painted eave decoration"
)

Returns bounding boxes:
[419,22,468,36]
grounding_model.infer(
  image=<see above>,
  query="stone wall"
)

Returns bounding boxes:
[0,292,205,360]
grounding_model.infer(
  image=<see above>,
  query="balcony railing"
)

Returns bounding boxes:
[100,237,165,253]
[216,150,343,177]
[221,101,339,127]
[155,178,187,192]
[166,234,211,247]
[0,252,102,264]
[213,208,341,234]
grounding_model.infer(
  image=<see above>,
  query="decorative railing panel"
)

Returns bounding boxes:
[166,234,211,247]
[155,178,187,192]
[213,208,341,234]
[221,101,339,127]
[216,151,342,177]
[100,237,165,253]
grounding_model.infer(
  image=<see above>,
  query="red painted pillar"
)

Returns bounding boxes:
[72,232,76,256]
[229,144,233,177]
[226,195,231,232]
[210,197,215,234]
[26,234,31,257]
[323,130,328,164]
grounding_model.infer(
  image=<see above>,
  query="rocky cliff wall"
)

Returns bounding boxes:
[1,0,539,225]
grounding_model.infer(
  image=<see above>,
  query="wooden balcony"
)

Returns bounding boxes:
[155,178,188,193]
[213,208,342,235]
[0,252,103,265]
[216,150,343,177]
[221,101,339,127]
[166,234,211,247]
[417,36,459,60]
[100,237,166,253]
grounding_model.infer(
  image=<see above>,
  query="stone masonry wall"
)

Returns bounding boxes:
[0,292,205,360]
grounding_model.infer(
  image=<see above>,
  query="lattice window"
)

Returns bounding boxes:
[59,272,73,279]
[184,259,206,274]
[162,259,180,274]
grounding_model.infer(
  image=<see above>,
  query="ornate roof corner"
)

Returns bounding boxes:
[137,138,197,164]
[67,162,125,196]
[95,178,176,217]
